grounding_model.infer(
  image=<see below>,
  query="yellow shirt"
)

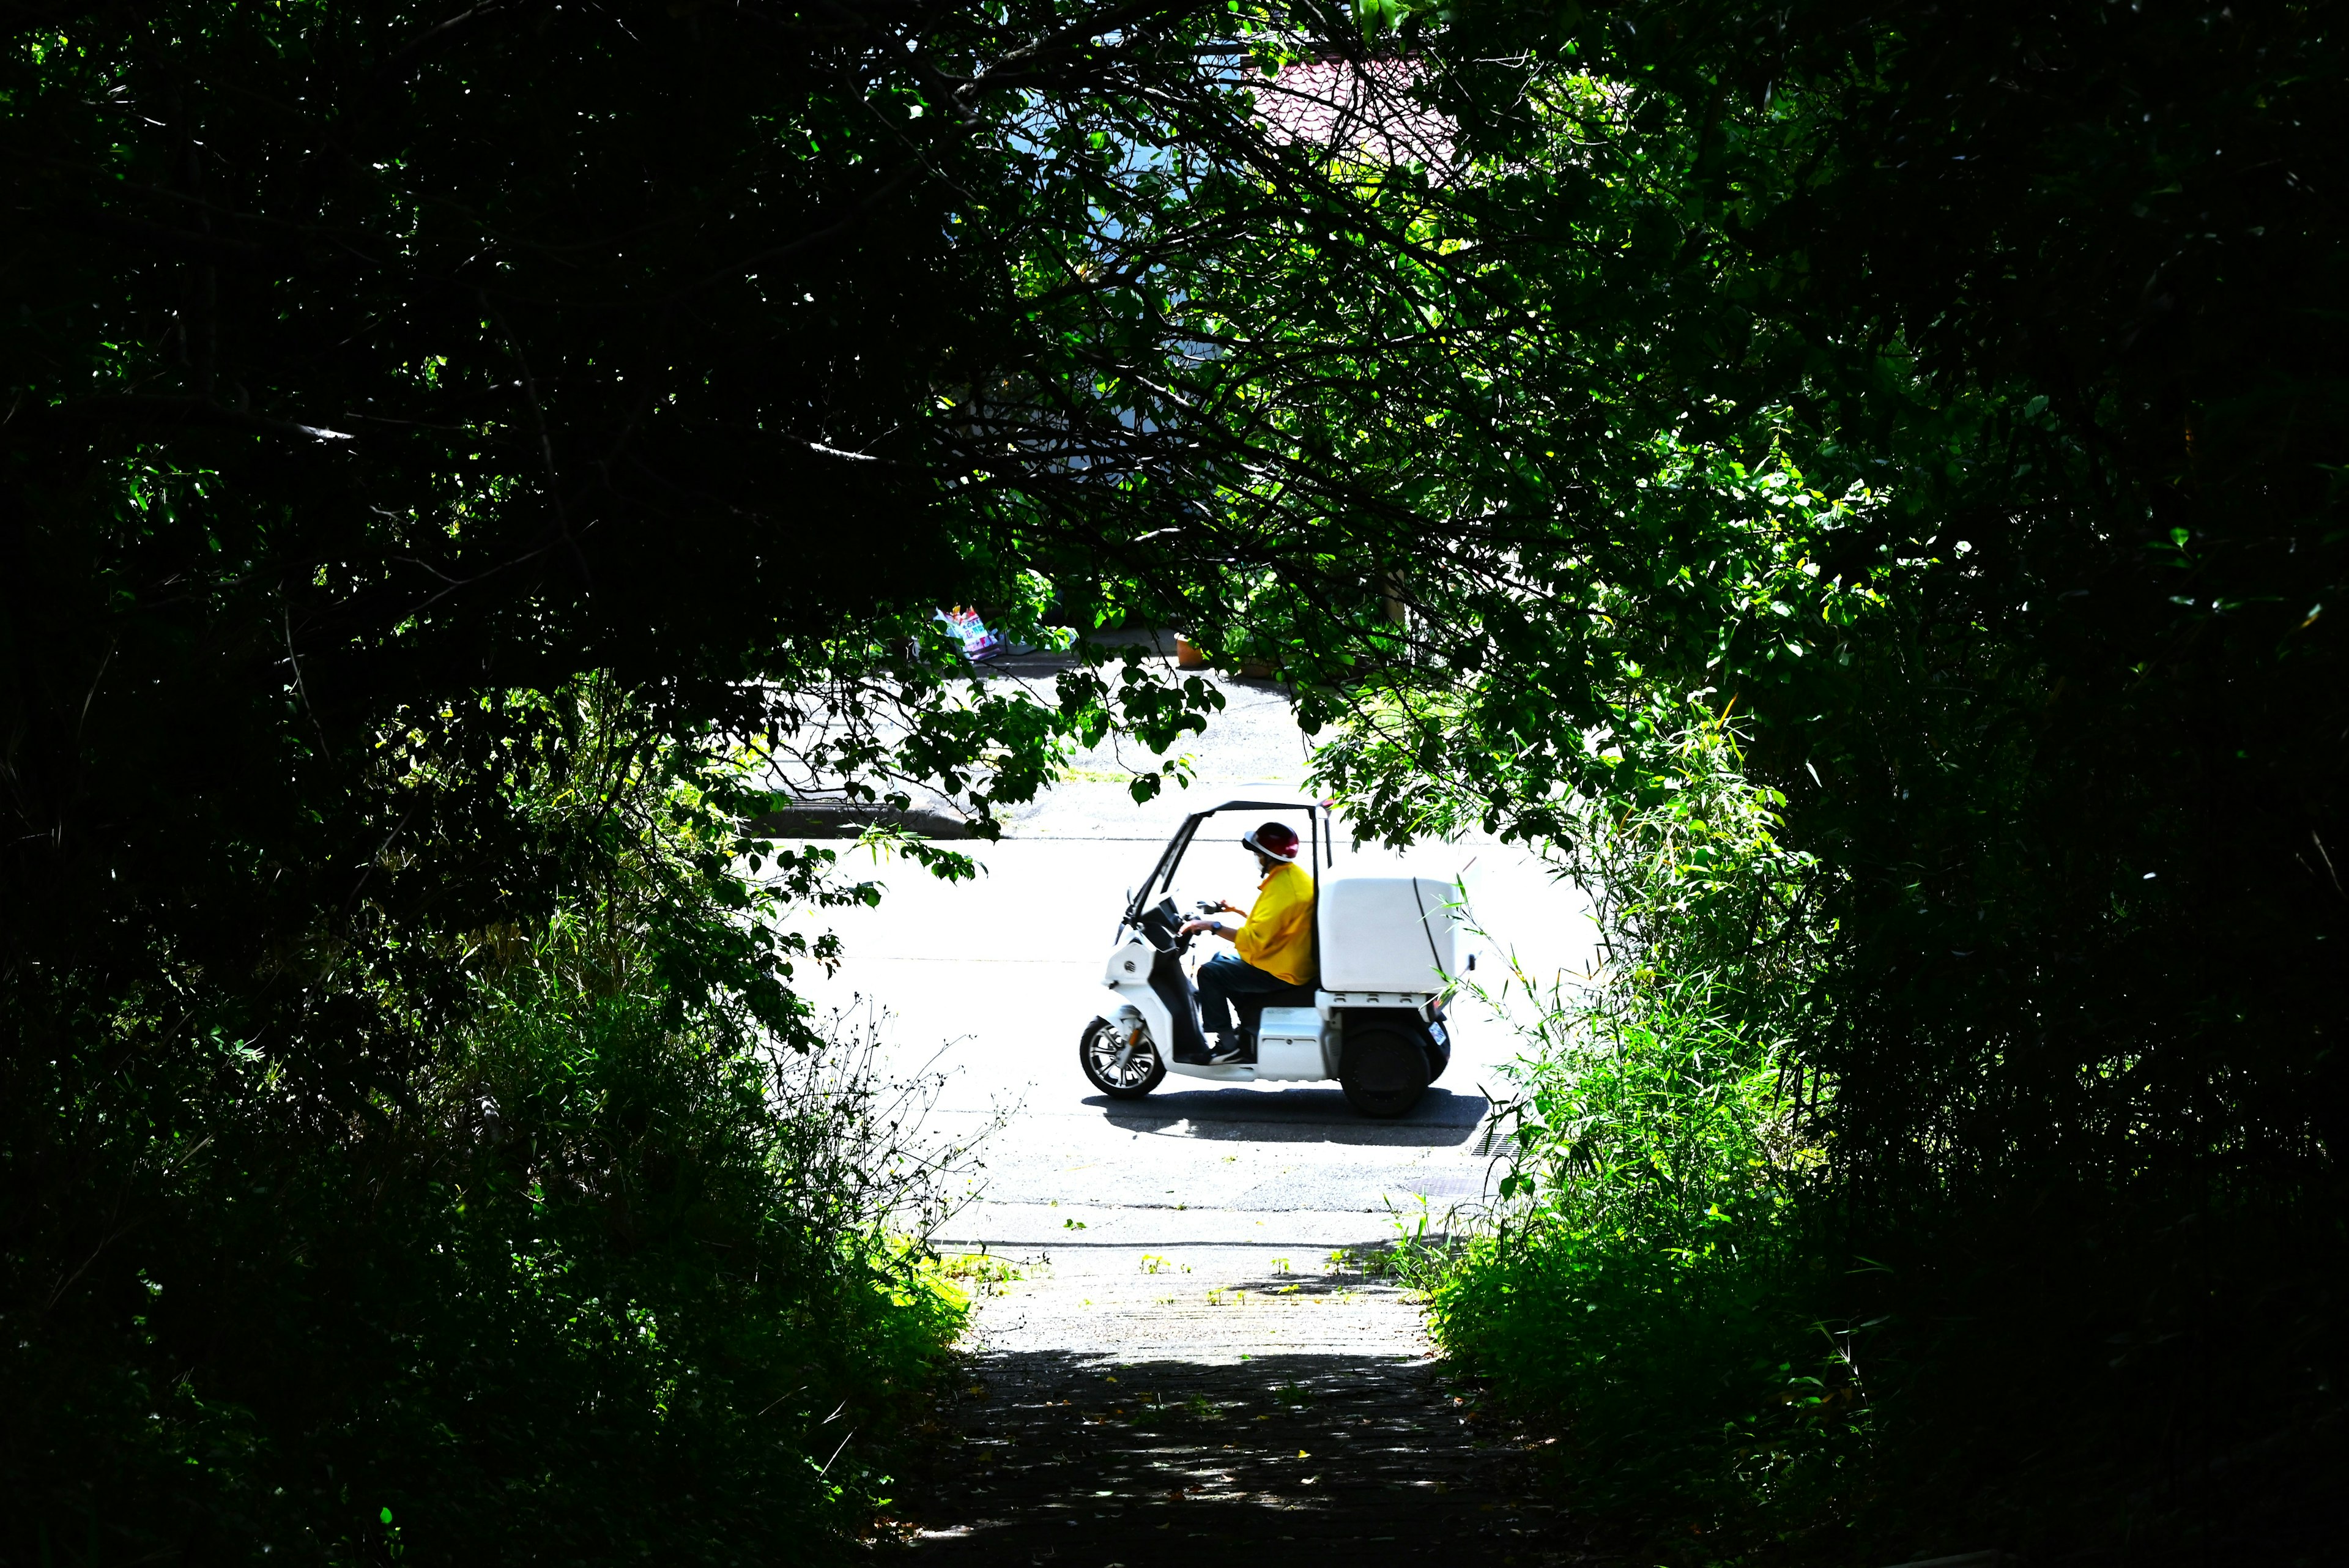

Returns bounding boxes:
[1235,860,1316,986]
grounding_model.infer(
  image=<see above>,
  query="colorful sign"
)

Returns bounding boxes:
[937,608,1004,660]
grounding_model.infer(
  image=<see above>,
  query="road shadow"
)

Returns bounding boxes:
[888,1347,1581,1564]
[1084,1086,1488,1149]
[1208,1240,1469,1299]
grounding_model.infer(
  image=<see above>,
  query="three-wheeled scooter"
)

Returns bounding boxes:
[1078,800,1463,1117]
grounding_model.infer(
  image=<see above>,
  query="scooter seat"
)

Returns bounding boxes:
[1235,983,1316,1026]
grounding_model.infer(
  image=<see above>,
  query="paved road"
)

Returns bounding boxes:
[782,669,1596,1272]
[782,666,1598,1558]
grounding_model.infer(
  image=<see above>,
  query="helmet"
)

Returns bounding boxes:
[1242,821,1301,860]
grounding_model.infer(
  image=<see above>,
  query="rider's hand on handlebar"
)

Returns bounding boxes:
[1179,918,1226,939]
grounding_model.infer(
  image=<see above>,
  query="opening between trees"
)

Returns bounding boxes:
[3,0,2340,1560]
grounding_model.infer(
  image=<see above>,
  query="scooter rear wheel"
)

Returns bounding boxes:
[1339,1025,1428,1118]
[1081,1016,1166,1099]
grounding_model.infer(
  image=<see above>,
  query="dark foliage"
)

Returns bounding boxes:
[0,1,1285,1554]
[7,0,2345,1557]
[1701,0,2349,1194]
[1265,0,2349,1559]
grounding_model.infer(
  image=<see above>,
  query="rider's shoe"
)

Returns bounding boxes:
[1206,1031,1247,1065]
[1174,1034,1223,1065]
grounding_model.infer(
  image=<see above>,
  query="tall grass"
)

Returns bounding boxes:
[1425,973,1870,1554]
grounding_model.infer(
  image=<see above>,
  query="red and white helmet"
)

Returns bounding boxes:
[1242,821,1301,860]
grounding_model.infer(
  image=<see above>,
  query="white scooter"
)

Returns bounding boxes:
[1078,800,1462,1117]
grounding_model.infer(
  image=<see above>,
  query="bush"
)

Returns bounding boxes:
[0,710,976,1564]
[1428,987,1872,1549]
[1421,707,2349,1566]
[1420,711,1866,1555]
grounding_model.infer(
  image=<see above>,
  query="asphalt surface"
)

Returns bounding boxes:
[776,659,1600,1562]
[784,667,1597,1240]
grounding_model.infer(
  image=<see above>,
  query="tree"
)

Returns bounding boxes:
[1174,0,2348,1551]
[0,1,1416,1552]
[12,0,2342,1551]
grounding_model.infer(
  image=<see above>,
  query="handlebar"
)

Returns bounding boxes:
[1136,896,1192,956]
[1138,898,1239,955]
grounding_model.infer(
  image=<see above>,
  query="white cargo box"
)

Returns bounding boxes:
[1256,1006,1335,1080]
[1318,877,1461,994]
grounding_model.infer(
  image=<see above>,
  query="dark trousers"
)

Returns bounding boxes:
[1195,953,1310,1037]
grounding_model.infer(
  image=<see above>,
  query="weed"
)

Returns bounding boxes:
[936,1253,1022,1296]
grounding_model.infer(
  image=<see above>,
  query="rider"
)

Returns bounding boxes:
[1178,821,1316,1064]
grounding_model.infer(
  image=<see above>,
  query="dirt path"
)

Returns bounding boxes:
[887,1243,1591,1565]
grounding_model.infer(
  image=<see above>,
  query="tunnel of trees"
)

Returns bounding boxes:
[3,0,2341,1560]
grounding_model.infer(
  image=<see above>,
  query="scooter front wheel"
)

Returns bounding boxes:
[1080,1016,1166,1100]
